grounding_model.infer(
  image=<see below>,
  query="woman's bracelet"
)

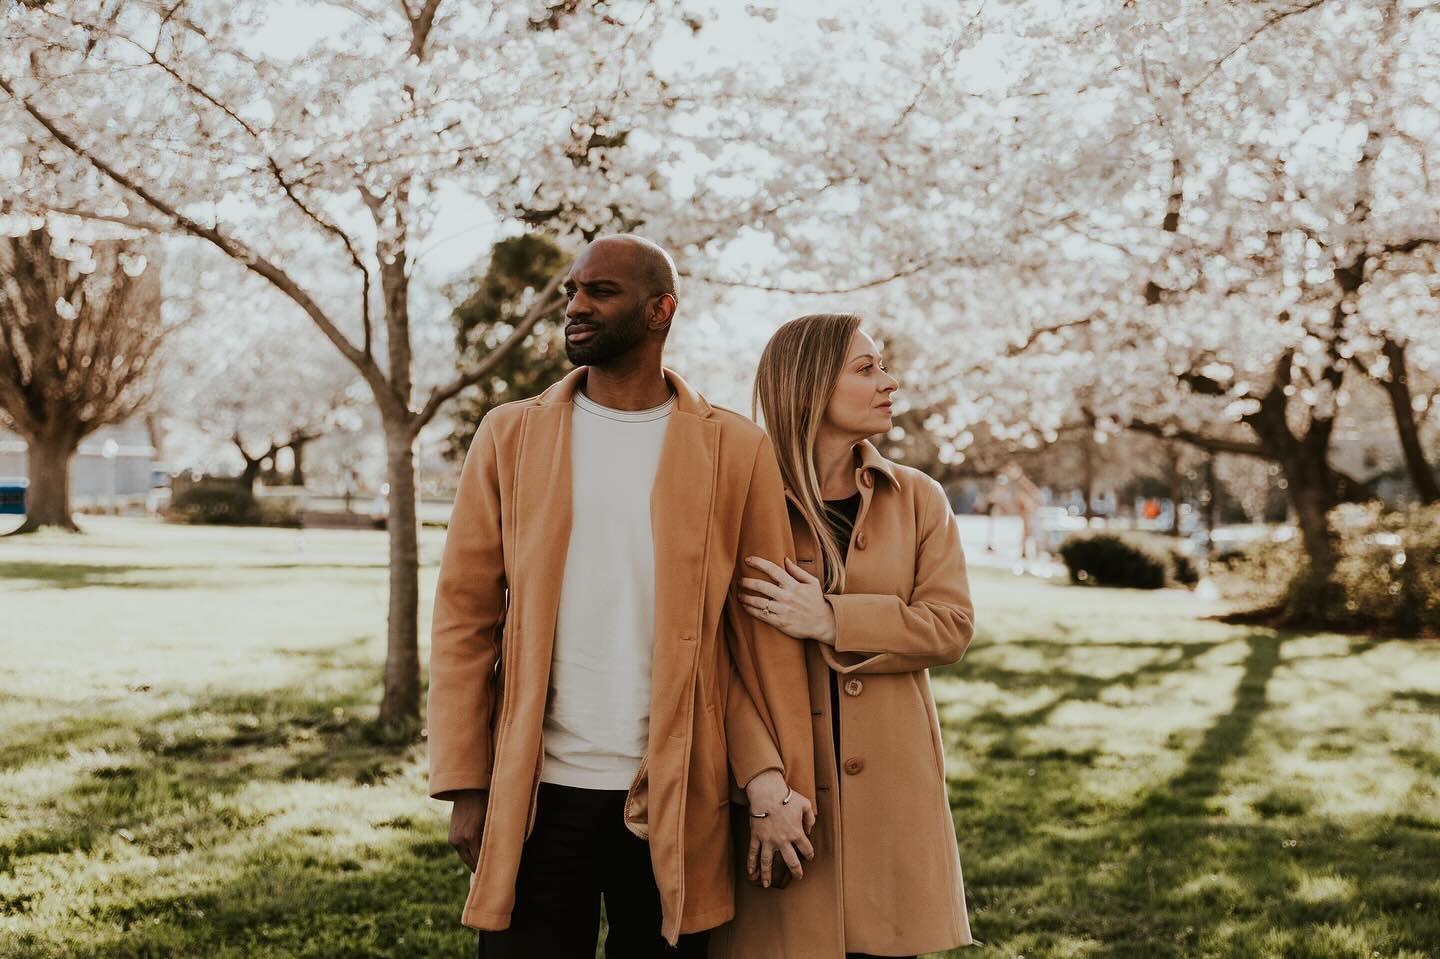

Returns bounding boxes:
[750,786,795,818]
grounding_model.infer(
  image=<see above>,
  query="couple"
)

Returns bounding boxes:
[428,235,974,959]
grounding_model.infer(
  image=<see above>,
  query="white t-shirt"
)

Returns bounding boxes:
[540,389,675,790]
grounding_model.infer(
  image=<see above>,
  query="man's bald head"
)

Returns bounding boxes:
[562,235,680,367]
[583,234,679,300]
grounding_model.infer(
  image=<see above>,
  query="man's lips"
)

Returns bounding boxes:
[565,325,597,343]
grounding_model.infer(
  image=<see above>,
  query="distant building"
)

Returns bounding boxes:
[0,423,158,503]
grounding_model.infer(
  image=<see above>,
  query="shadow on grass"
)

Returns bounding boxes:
[944,638,1228,763]
[4,828,475,959]
[0,713,133,772]
[1392,689,1440,712]
[0,665,477,958]
[0,561,195,591]
[7,616,1437,958]
[1133,631,1284,818]
[935,628,1440,958]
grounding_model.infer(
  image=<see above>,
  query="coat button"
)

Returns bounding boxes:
[843,757,865,775]
[855,532,868,550]
[843,678,863,696]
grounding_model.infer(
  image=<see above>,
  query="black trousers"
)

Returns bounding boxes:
[477,782,710,959]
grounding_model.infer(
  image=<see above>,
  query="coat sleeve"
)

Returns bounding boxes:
[427,413,507,800]
[723,439,816,799]
[821,479,975,676]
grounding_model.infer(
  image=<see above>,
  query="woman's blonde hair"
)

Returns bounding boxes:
[753,313,863,592]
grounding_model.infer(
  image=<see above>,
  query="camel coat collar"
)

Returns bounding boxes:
[535,365,713,418]
[855,439,899,488]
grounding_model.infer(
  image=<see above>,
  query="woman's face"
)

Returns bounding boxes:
[822,330,898,439]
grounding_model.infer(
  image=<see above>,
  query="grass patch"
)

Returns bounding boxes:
[2,518,1438,958]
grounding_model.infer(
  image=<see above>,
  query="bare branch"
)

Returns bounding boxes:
[42,204,171,232]
[408,0,443,57]
[412,269,565,432]
[1126,418,1271,458]
[104,32,379,358]
[0,73,380,385]
[1002,316,1096,358]
[684,255,954,295]
[1182,0,1333,100]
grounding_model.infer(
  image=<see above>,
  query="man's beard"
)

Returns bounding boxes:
[565,304,648,366]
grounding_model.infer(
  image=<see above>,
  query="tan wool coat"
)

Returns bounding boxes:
[427,368,815,945]
[711,441,975,959]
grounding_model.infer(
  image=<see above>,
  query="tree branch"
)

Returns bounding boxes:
[0,73,382,388]
[1182,0,1333,100]
[407,0,443,57]
[412,269,565,432]
[1003,316,1096,358]
[683,254,958,295]
[1126,418,1271,458]
[106,31,379,360]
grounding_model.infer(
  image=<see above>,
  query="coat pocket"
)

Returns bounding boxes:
[624,753,651,840]
[914,672,946,781]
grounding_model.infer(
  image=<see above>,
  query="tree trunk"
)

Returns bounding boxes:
[11,430,81,534]
[1282,462,1342,620]
[1204,452,1219,550]
[377,424,422,729]
[1379,338,1439,505]
[289,438,309,488]
[239,457,262,494]
[1255,419,1345,619]
[1165,442,1183,536]
[1081,432,1096,521]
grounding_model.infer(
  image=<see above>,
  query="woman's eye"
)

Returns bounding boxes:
[859,365,872,374]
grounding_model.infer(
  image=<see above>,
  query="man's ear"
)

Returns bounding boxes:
[648,293,677,331]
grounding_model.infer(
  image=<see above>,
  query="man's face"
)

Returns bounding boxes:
[561,244,652,367]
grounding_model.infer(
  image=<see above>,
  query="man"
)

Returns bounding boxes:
[428,235,816,957]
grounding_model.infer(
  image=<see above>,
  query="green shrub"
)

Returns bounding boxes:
[1060,532,1199,590]
[1170,549,1200,587]
[254,498,302,528]
[170,483,258,526]
[1324,503,1440,633]
[1213,537,1303,608]
[1060,533,1164,589]
[1217,505,1440,634]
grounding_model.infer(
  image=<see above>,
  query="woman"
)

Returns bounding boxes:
[711,314,975,959]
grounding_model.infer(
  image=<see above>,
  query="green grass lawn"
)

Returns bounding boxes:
[2,517,1437,958]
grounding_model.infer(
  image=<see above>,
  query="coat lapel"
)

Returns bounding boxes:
[638,395,718,916]
[512,401,573,684]
[648,407,718,740]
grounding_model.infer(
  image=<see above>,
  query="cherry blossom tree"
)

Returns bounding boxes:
[775,0,1440,615]
[0,0,758,726]
[2,0,924,725]
[1003,0,1440,610]
[0,221,169,534]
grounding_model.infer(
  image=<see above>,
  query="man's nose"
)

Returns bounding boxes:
[565,295,590,321]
